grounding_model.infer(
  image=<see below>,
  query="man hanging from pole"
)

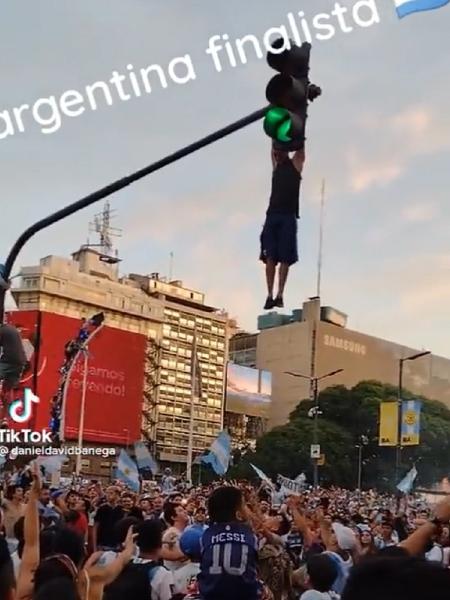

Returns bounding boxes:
[0,321,28,427]
[260,143,305,310]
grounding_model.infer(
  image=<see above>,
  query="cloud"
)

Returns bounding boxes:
[401,202,438,223]
[346,104,450,194]
[349,155,404,193]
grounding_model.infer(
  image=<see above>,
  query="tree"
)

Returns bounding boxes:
[229,380,450,490]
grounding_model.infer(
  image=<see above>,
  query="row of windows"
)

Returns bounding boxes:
[159,381,223,395]
[163,324,225,351]
[155,433,217,450]
[164,310,226,336]
[156,419,221,435]
[157,398,223,414]
[157,411,222,425]
[161,339,225,366]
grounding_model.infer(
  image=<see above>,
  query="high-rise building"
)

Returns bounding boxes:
[11,247,232,466]
[256,298,450,429]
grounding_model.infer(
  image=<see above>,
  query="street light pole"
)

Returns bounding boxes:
[357,444,363,490]
[285,368,344,488]
[312,376,320,487]
[395,351,431,483]
[395,358,404,481]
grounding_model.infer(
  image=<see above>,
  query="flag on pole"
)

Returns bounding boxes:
[397,465,418,494]
[250,463,274,489]
[191,332,202,397]
[36,455,67,475]
[379,402,399,446]
[394,0,449,18]
[201,430,231,475]
[116,449,140,492]
[401,400,422,446]
[134,441,159,474]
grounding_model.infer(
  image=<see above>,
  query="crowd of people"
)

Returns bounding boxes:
[1,464,450,600]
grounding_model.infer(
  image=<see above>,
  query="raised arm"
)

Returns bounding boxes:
[292,148,305,174]
[287,496,314,548]
[15,464,41,600]
[271,147,277,170]
[399,497,450,556]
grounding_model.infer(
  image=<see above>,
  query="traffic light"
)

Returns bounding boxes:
[264,39,321,151]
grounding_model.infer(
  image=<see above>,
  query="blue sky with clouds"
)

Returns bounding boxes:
[1,1,449,355]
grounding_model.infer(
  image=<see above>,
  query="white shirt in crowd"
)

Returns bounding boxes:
[172,561,200,595]
[301,592,341,600]
[162,527,185,572]
[132,557,174,600]
[425,543,444,563]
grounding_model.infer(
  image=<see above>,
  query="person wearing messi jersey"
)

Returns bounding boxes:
[198,486,259,600]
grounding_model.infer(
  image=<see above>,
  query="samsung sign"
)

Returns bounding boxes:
[324,334,367,356]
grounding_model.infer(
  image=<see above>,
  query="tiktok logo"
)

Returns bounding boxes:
[8,388,40,423]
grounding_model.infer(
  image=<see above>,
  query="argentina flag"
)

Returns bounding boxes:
[395,0,450,18]
[401,399,422,446]
[201,430,231,475]
[397,465,418,494]
[134,441,159,475]
[115,449,140,492]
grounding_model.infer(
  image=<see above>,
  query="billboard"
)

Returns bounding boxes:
[6,310,146,445]
[226,362,272,418]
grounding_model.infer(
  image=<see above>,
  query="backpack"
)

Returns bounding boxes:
[103,560,160,599]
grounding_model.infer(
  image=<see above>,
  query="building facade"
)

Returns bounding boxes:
[257,298,450,429]
[224,332,269,449]
[11,247,232,466]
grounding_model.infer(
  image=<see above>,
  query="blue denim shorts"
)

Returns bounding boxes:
[260,212,298,266]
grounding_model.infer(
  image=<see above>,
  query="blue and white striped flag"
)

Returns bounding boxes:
[201,430,231,475]
[394,0,449,18]
[116,449,140,492]
[397,465,418,494]
[250,463,275,489]
[36,455,67,475]
[134,442,159,475]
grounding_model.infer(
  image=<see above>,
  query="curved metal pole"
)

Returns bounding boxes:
[75,350,89,476]
[59,323,105,441]
[0,107,267,321]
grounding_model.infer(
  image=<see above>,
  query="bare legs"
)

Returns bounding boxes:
[277,263,290,300]
[265,259,276,299]
[265,261,290,308]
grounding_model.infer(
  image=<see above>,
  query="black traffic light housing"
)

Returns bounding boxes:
[264,40,322,151]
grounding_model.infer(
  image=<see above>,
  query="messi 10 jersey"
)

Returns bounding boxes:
[198,521,259,600]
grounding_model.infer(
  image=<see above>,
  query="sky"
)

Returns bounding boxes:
[1,1,450,356]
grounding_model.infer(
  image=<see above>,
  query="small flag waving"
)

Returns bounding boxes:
[201,430,231,475]
[134,441,159,475]
[250,464,274,489]
[395,0,449,18]
[397,465,418,494]
[116,449,140,492]
[191,332,202,398]
[36,455,67,475]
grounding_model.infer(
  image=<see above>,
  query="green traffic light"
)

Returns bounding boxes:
[264,107,292,143]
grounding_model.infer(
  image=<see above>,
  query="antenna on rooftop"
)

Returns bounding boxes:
[87,201,122,264]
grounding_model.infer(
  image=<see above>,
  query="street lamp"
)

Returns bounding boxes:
[396,351,431,480]
[285,368,344,487]
[356,434,369,490]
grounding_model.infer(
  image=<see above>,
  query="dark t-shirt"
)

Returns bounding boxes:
[0,325,27,365]
[94,504,125,547]
[123,506,144,520]
[198,521,259,600]
[268,159,301,218]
